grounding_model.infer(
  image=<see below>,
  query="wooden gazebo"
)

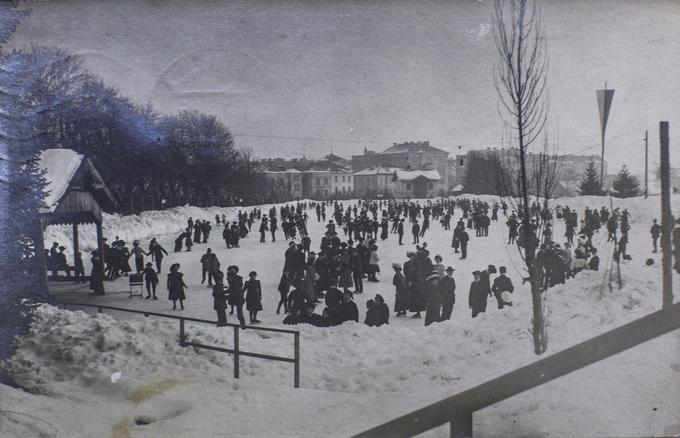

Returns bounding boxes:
[37,149,117,285]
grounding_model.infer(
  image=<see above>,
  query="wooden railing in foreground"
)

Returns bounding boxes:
[354,301,680,438]
[59,302,301,388]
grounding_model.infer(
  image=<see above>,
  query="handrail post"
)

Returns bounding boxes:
[233,326,240,379]
[179,318,186,347]
[450,413,472,438]
[294,332,300,388]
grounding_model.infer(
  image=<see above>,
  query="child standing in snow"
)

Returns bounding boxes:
[244,271,263,324]
[167,263,187,310]
[142,262,159,299]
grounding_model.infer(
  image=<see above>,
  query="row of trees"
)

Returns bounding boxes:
[578,161,641,197]
[463,153,642,199]
[34,52,276,213]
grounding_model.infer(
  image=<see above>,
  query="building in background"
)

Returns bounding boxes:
[352,141,450,192]
[258,154,353,200]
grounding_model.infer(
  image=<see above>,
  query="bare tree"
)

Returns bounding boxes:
[493,0,550,354]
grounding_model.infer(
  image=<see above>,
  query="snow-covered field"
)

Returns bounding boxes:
[2,195,680,437]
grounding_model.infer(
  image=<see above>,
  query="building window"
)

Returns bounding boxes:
[293,175,299,181]
[335,187,338,193]
[293,183,299,191]
[459,159,464,166]
[324,177,329,185]
[342,186,346,193]
[316,177,320,185]
[334,176,338,183]
[324,189,328,196]
[406,183,412,190]
[428,183,434,189]
[342,175,345,182]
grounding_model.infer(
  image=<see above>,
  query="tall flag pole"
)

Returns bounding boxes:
[596,82,615,189]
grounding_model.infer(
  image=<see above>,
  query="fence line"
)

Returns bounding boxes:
[59,301,301,388]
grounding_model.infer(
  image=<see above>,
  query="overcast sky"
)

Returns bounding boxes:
[8,0,680,176]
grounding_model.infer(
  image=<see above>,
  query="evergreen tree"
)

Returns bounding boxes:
[0,46,56,382]
[612,165,640,198]
[578,161,603,196]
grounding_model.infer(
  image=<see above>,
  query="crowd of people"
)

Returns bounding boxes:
[48,195,672,331]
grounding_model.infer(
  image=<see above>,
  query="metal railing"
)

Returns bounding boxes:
[59,302,301,388]
[354,301,680,438]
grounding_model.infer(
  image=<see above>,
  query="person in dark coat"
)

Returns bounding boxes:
[651,219,661,253]
[392,263,409,316]
[142,262,159,299]
[492,266,514,309]
[458,229,470,259]
[339,290,359,323]
[74,251,85,283]
[244,271,263,324]
[212,271,228,326]
[89,253,105,295]
[227,266,246,328]
[424,270,442,326]
[374,294,389,326]
[397,218,405,245]
[439,266,456,321]
[167,263,187,310]
[185,228,193,252]
[324,281,343,310]
[277,272,290,314]
[283,303,331,327]
[200,248,213,285]
[364,299,381,327]
[468,271,487,318]
[286,279,307,316]
[53,246,71,278]
[149,238,168,273]
[405,252,425,318]
[588,248,600,271]
[174,231,185,252]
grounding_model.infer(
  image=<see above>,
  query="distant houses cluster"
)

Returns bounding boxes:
[258,141,605,200]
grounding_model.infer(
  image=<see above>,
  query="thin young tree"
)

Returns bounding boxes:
[493,0,550,354]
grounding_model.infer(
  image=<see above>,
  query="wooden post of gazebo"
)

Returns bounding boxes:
[37,149,117,293]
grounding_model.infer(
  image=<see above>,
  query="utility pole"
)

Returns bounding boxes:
[644,130,649,199]
[659,121,673,309]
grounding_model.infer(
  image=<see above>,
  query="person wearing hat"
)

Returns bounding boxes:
[226,266,246,327]
[468,271,487,318]
[244,271,263,324]
[392,263,409,317]
[89,252,105,295]
[142,262,159,299]
[397,218,405,245]
[259,215,269,242]
[339,290,359,323]
[212,270,228,326]
[364,299,380,327]
[52,245,71,279]
[479,265,496,304]
[412,220,420,245]
[167,263,187,310]
[374,294,389,325]
[492,266,514,309]
[440,266,456,321]
[424,269,442,326]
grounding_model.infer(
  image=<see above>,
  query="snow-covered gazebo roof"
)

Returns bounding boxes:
[37,149,84,213]
[36,148,116,224]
